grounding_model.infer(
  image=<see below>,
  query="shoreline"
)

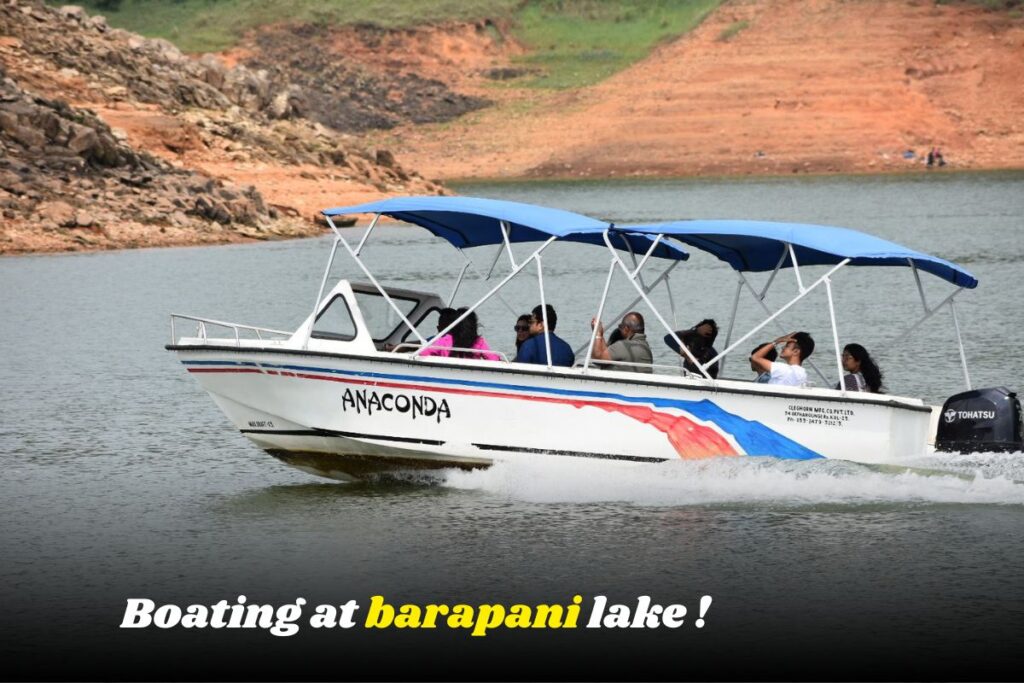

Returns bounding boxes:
[6,167,1021,257]
[450,166,1024,187]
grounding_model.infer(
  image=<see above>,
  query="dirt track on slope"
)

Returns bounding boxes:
[371,0,1024,180]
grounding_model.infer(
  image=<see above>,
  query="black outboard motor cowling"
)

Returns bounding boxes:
[935,387,1023,453]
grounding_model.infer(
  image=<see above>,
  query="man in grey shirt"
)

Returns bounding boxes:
[589,311,653,373]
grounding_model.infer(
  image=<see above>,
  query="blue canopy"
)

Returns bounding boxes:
[616,220,977,288]
[323,196,689,261]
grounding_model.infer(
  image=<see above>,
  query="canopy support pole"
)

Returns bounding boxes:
[909,259,930,313]
[888,287,964,349]
[413,237,559,358]
[485,242,505,280]
[500,220,518,270]
[572,260,681,358]
[620,236,648,290]
[458,249,519,318]
[602,231,712,380]
[584,259,618,371]
[788,243,805,293]
[760,250,789,300]
[631,234,662,279]
[720,276,744,377]
[736,272,831,386]
[305,234,343,350]
[704,260,851,374]
[950,299,972,390]
[328,215,428,347]
[888,285,971,389]
[825,277,845,396]
[606,237,664,362]
[353,217,377,257]
[536,255,552,368]
[666,271,679,330]
[447,261,471,306]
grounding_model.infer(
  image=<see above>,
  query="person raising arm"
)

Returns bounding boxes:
[590,311,653,373]
[751,331,815,387]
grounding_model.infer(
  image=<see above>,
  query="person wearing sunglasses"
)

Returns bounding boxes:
[513,314,533,354]
[590,312,653,373]
[514,304,575,367]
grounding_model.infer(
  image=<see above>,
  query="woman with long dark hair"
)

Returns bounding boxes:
[665,318,720,378]
[420,307,499,361]
[837,343,883,393]
[436,308,459,337]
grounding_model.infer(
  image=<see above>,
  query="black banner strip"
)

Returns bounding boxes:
[239,429,662,463]
[240,428,445,446]
[472,442,665,463]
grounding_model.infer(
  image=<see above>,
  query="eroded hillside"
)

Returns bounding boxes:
[374,0,1024,179]
[0,0,448,253]
[2,0,1022,254]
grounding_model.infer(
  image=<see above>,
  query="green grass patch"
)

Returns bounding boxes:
[64,0,725,88]
[511,0,724,89]
[716,19,749,42]
[68,0,524,53]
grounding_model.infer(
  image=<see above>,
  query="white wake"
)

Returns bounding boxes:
[440,451,1024,506]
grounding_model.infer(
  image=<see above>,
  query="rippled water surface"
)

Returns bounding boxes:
[1,173,1023,680]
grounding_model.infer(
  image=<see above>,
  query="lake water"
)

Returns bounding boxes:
[2,172,1023,680]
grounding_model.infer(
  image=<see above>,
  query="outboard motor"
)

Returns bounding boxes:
[935,387,1023,453]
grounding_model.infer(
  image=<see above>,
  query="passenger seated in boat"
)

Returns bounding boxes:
[750,343,777,383]
[589,311,653,373]
[676,330,710,377]
[665,318,720,378]
[751,331,814,387]
[514,314,532,354]
[386,307,457,352]
[515,304,575,367]
[420,307,500,361]
[835,343,883,393]
[434,308,459,340]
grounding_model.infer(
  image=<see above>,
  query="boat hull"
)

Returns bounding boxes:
[173,345,933,480]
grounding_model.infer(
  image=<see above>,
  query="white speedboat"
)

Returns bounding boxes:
[167,197,1022,481]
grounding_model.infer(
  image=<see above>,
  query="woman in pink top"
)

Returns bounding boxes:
[420,308,500,361]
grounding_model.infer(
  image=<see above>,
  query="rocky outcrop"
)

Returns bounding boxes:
[243,24,490,132]
[4,1,267,114]
[0,1,487,132]
[0,0,448,253]
[0,66,303,253]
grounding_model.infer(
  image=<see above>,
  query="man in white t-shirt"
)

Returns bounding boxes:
[750,331,815,387]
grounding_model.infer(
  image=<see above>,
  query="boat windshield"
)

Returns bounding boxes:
[354,289,420,341]
[311,294,358,342]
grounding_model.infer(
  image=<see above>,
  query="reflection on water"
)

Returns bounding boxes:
[215,478,455,513]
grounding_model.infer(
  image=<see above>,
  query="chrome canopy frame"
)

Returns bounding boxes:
[318,214,973,391]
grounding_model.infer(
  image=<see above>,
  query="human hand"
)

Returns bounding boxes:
[591,317,604,336]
